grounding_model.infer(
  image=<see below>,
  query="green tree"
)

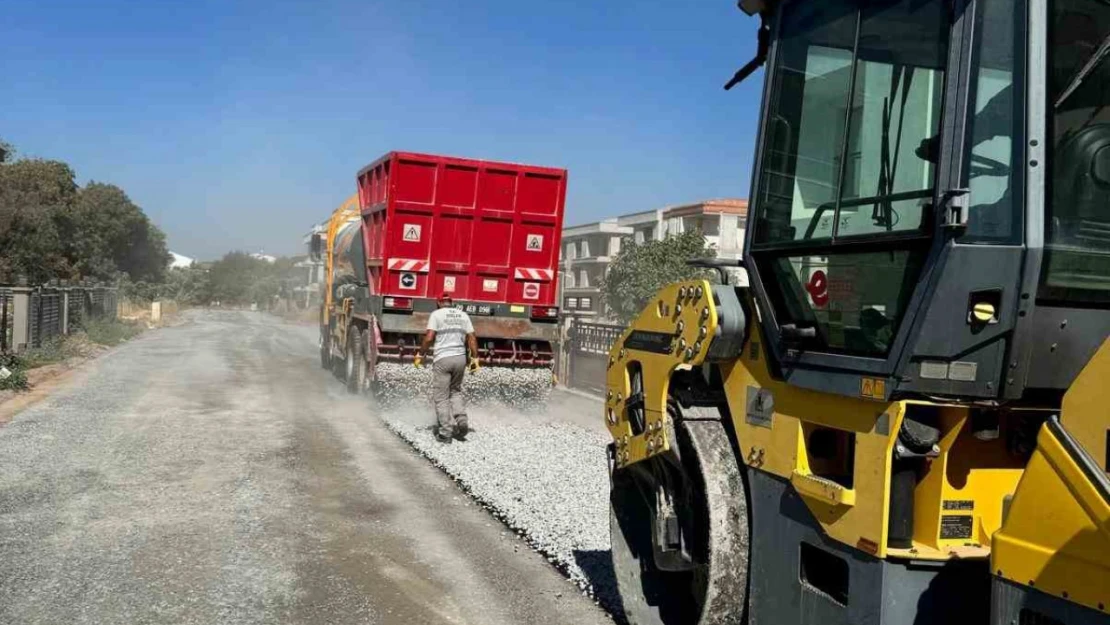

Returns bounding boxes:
[204,252,280,306]
[600,230,717,325]
[0,139,170,286]
[70,182,170,283]
[197,253,309,309]
[160,264,210,305]
[0,158,79,283]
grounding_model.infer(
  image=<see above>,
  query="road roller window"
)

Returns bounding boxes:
[1040,0,1110,305]
[752,0,948,246]
[764,250,925,357]
[960,0,1027,243]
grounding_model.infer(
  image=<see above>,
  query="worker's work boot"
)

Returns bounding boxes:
[435,426,454,444]
[454,415,469,441]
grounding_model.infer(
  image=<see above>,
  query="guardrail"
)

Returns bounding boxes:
[564,319,625,396]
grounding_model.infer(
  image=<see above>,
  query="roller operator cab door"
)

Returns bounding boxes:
[750,0,949,359]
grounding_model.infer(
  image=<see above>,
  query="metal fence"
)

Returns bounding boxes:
[29,289,64,349]
[69,287,119,330]
[565,319,625,396]
[0,284,119,353]
[0,289,11,353]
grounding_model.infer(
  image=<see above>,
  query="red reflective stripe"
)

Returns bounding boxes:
[387,259,430,273]
[514,268,553,281]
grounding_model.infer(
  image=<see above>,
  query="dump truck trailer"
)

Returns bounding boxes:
[312,151,568,400]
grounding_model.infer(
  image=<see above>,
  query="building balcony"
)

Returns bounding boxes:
[562,255,613,265]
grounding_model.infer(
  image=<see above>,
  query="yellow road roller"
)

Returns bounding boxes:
[604,0,1110,622]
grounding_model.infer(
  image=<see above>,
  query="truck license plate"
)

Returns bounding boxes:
[461,304,493,315]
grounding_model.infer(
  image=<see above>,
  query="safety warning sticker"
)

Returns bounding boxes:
[403,224,421,242]
[526,234,543,251]
[399,273,417,290]
[940,515,973,540]
[522,282,540,300]
[443,275,456,293]
[482,279,498,292]
[860,377,886,400]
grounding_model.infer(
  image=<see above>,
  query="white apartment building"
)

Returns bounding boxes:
[559,199,749,320]
[559,219,631,318]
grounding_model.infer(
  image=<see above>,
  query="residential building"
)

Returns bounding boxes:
[302,223,327,284]
[559,198,749,320]
[298,223,328,307]
[663,198,747,253]
[617,208,666,244]
[169,252,195,269]
[662,198,749,285]
[559,218,632,319]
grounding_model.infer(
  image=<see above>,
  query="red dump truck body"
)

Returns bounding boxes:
[357,151,568,307]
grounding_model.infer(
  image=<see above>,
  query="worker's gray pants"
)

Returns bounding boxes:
[432,355,467,438]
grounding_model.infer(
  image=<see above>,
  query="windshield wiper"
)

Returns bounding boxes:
[874,65,915,231]
[724,21,770,90]
[1056,30,1110,109]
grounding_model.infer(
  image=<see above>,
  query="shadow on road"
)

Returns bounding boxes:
[573,549,628,624]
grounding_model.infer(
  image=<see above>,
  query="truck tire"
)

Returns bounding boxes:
[609,413,749,625]
[345,326,366,394]
[319,329,331,370]
[366,322,381,396]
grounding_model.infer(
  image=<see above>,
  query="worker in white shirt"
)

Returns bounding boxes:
[414,293,479,442]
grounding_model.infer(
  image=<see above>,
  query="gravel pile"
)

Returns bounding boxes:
[374,362,553,406]
[378,403,620,613]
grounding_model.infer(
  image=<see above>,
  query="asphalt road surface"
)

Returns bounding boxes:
[0,310,612,625]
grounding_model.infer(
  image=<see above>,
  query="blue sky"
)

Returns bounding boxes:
[1,1,764,259]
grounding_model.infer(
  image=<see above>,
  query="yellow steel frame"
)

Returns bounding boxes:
[320,193,360,328]
[605,280,723,468]
[716,326,908,558]
[606,279,1028,561]
[992,340,1110,613]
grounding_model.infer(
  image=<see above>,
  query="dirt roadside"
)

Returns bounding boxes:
[0,355,103,426]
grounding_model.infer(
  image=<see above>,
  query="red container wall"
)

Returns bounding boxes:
[356,152,567,306]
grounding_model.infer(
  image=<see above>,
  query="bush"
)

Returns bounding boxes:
[81,317,143,346]
[20,335,87,368]
[17,332,102,369]
[0,353,29,391]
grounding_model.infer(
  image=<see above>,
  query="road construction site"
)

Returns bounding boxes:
[0,310,616,625]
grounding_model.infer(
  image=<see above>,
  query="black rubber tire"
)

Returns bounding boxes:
[345,326,365,395]
[609,416,749,625]
[365,319,383,400]
[319,330,331,370]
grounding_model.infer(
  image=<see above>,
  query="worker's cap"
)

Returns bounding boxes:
[436,292,453,304]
